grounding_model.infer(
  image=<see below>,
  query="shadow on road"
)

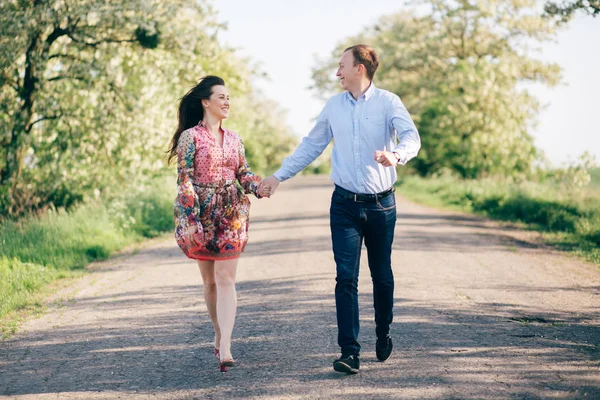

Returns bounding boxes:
[2,181,597,398]
[245,210,541,258]
[2,273,598,398]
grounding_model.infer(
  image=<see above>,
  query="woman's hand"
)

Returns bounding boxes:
[258,176,280,197]
[187,225,200,246]
[258,182,272,198]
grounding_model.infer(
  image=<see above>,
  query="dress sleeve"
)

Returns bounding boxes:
[236,137,263,198]
[175,129,202,231]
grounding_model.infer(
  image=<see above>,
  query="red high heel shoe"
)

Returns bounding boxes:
[219,358,235,372]
[214,347,220,359]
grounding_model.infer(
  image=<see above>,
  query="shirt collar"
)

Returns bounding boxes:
[364,82,376,100]
[196,120,228,140]
[197,120,226,131]
[346,82,376,102]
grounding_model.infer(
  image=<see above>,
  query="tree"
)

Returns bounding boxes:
[312,0,562,179]
[2,1,163,199]
[0,0,296,217]
[544,0,600,22]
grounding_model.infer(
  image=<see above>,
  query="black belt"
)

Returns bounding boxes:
[334,185,394,203]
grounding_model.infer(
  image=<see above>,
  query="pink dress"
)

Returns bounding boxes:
[173,121,262,260]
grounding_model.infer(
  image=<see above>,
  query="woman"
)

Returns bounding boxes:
[167,76,270,372]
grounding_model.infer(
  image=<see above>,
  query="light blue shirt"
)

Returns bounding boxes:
[274,83,421,194]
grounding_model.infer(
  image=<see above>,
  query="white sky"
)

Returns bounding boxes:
[215,0,600,166]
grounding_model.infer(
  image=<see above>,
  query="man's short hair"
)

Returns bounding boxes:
[344,44,379,81]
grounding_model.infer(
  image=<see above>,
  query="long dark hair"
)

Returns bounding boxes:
[167,75,225,164]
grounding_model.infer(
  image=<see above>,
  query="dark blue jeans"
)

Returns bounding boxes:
[330,187,397,357]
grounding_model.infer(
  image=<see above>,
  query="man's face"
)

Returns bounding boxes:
[336,50,360,91]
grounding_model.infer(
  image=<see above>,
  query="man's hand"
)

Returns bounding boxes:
[257,181,271,197]
[259,175,281,197]
[374,151,398,167]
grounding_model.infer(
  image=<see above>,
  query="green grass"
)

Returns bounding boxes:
[0,173,176,336]
[590,168,600,187]
[396,175,600,265]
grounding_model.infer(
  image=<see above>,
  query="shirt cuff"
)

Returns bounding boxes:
[393,148,408,165]
[273,170,287,182]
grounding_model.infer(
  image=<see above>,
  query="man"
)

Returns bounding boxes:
[261,44,420,374]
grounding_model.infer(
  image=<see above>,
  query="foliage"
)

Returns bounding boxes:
[0,257,63,334]
[226,95,298,176]
[589,168,600,186]
[544,0,600,22]
[0,173,175,328]
[0,0,296,218]
[549,151,598,188]
[312,0,562,179]
[396,173,600,264]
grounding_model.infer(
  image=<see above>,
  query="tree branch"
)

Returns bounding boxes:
[15,66,21,89]
[30,113,63,128]
[47,75,87,82]
[544,0,600,22]
[67,33,137,48]
[48,53,81,61]
[46,26,70,46]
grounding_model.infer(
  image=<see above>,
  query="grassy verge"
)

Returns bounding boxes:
[590,168,600,187]
[396,175,600,266]
[0,173,176,337]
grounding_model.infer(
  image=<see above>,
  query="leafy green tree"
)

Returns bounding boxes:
[544,0,600,22]
[2,1,169,212]
[312,0,562,179]
[0,0,295,217]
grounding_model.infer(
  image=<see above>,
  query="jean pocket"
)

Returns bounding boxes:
[376,195,396,211]
[332,191,347,203]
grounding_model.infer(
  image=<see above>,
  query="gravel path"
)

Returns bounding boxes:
[1,175,598,399]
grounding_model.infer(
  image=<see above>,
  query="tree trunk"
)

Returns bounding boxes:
[1,23,67,189]
[1,33,40,188]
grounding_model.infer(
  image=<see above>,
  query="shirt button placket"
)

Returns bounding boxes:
[355,100,364,193]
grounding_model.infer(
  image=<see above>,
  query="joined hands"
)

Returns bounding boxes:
[258,175,280,198]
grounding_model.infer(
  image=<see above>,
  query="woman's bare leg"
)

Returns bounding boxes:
[214,258,238,361]
[198,260,220,351]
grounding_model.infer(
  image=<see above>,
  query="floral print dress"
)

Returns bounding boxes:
[173,121,262,260]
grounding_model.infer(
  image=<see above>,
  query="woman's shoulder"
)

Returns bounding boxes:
[225,128,243,142]
[179,125,204,144]
[177,126,201,150]
[182,125,201,138]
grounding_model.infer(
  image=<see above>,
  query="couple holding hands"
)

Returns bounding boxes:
[168,44,421,373]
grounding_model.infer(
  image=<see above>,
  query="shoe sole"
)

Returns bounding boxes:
[333,361,359,374]
[376,346,393,362]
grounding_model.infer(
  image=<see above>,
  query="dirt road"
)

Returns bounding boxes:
[1,175,598,399]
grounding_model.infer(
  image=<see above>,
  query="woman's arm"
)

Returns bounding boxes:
[175,129,202,234]
[235,137,263,198]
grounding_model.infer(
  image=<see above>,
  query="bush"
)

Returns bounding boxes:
[0,172,176,323]
[0,258,59,318]
[396,175,600,264]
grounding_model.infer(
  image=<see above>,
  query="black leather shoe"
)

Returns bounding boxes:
[376,335,393,361]
[333,354,360,374]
